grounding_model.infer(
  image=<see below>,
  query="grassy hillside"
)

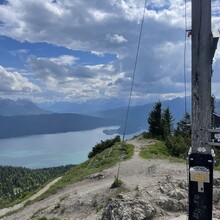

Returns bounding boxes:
[139,139,186,163]
[35,142,134,202]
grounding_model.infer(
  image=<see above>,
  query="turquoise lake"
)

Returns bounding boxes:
[0,127,137,168]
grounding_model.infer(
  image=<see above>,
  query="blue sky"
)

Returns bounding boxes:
[0,0,220,104]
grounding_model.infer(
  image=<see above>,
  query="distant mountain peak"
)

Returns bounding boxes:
[0,98,51,116]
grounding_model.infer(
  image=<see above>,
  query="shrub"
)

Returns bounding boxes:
[88,135,121,158]
[165,135,188,158]
[110,179,123,189]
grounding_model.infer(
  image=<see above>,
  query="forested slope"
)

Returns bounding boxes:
[0,165,73,208]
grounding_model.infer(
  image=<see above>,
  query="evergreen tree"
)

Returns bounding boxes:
[162,107,174,138]
[175,112,191,144]
[148,101,163,138]
[211,95,216,114]
[211,95,216,128]
[165,135,188,158]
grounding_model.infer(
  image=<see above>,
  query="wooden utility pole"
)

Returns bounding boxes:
[191,0,212,154]
[189,0,217,219]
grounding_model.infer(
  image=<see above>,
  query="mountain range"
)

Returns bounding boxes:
[0,97,219,139]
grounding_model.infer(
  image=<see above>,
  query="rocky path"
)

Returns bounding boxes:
[1,136,220,220]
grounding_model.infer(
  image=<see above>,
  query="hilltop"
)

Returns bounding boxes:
[1,135,220,220]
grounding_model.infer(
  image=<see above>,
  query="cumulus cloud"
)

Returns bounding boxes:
[27,55,129,100]
[106,34,127,44]
[0,0,219,102]
[0,65,41,93]
[50,55,78,65]
[91,51,105,57]
[28,56,97,80]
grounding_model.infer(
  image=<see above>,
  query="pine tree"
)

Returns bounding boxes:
[211,95,216,114]
[175,112,191,143]
[211,95,216,128]
[148,101,163,138]
[162,107,174,138]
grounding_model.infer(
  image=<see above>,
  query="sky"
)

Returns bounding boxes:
[0,0,220,105]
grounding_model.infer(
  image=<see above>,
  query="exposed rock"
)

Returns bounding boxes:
[101,199,156,220]
[156,197,187,212]
[213,188,220,204]
[214,178,220,187]
[177,180,187,190]
[147,164,157,174]
[87,172,107,180]
[168,190,185,200]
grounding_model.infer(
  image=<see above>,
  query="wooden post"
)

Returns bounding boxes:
[189,0,214,219]
[191,0,212,154]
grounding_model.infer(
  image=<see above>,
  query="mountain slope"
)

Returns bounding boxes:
[0,99,50,116]
[0,137,191,220]
[2,136,220,219]
[0,113,117,139]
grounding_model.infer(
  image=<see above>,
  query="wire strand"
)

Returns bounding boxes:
[122,0,147,142]
[116,0,147,180]
[184,1,189,219]
[184,0,188,114]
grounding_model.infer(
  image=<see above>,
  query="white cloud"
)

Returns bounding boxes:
[0,65,41,93]
[27,55,130,100]
[50,55,78,65]
[0,0,219,102]
[9,49,29,56]
[106,34,127,44]
[91,51,105,57]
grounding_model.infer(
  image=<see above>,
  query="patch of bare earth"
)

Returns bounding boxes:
[1,135,220,220]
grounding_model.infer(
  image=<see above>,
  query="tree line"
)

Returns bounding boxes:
[146,101,191,158]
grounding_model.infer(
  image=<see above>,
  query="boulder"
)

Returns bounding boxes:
[101,199,156,220]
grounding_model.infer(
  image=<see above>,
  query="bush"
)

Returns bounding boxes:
[110,179,123,189]
[143,132,153,139]
[165,135,188,158]
[88,136,121,158]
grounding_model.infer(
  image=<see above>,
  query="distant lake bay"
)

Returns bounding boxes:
[0,127,123,168]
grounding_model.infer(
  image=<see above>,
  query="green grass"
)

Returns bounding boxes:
[139,141,169,159]
[215,165,220,170]
[35,143,134,202]
[139,140,186,163]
